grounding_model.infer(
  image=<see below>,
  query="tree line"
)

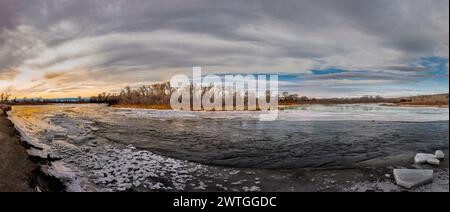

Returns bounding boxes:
[2,86,448,107]
[90,82,173,106]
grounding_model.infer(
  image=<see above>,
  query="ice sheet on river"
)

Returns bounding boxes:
[112,104,449,122]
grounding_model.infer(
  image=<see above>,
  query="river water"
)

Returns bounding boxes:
[8,104,449,192]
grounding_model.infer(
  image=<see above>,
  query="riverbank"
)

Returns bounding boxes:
[0,110,37,192]
[0,109,65,192]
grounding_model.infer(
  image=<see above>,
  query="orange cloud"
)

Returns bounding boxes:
[43,72,66,79]
[0,68,19,80]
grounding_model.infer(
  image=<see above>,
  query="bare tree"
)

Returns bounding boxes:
[0,90,11,103]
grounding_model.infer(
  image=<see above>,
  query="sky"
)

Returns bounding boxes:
[0,0,448,98]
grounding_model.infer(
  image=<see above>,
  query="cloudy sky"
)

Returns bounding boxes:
[0,0,448,98]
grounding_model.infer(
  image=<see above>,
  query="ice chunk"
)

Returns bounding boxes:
[243,186,261,192]
[435,150,445,160]
[393,169,433,189]
[427,158,440,166]
[414,153,439,165]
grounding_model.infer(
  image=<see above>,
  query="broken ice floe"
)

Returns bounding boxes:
[414,151,445,166]
[392,150,446,189]
[435,150,445,160]
[393,169,434,189]
[415,153,440,166]
[38,139,267,192]
[54,144,262,192]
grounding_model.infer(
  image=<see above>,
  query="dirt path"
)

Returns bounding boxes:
[0,111,37,192]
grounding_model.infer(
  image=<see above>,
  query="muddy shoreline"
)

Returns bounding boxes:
[0,110,64,192]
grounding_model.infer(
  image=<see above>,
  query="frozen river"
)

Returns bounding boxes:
[8,104,449,192]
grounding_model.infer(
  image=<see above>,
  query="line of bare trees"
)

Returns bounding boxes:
[90,82,275,110]
[90,82,173,106]
[279,91,396,105]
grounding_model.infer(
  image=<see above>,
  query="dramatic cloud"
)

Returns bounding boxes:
[0,0,448,98]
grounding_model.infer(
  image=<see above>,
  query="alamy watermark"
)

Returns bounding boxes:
[170,67,279,121]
